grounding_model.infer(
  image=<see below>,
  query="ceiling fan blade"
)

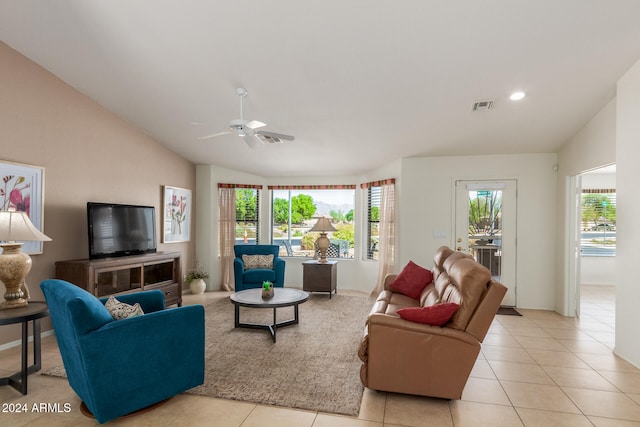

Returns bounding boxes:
[243,134,262,149]
[197,130,232,140]
[245,120,266,130]
[256,130,295,143]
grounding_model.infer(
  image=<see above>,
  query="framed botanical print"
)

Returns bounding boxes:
[162,185,191,243]
[0,160,46,254]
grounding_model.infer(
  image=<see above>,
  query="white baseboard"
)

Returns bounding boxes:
[0,330,55,352]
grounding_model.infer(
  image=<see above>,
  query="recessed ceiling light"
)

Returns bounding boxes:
[510,91,526,101]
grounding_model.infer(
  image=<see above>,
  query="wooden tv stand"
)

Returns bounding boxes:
[55,252,183,307]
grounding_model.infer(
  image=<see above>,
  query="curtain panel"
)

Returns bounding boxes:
[218,187,236,291]
[365,179,396,295]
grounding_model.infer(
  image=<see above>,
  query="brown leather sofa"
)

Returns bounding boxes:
[358,246,507,399]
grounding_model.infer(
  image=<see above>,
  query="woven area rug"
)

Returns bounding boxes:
[42,292,374,416]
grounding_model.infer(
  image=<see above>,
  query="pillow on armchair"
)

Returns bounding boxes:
[242,254,274,269]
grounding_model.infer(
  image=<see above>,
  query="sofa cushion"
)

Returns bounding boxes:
[389,261,434,299]
[242,254,274,269]
[105,295,145,320]
[397,302,460,326]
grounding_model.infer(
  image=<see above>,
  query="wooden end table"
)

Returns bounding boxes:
[303,260,337,298]
[0,301,49,394]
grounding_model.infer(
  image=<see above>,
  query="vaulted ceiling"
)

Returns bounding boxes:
[2,1,640,176]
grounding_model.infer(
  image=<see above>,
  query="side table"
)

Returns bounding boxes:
[0,301,49,394]
[303,260,337,298]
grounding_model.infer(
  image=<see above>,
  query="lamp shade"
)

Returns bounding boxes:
[309,216,336,233]
[0,210,51,242]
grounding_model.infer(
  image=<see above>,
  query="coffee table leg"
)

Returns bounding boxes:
[234,305,240,328]
[272,308,277,343]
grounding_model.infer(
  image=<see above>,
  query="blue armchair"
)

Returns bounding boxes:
[40,279,205,424]
[233,244,285,291]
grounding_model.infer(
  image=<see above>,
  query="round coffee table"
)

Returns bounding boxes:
[230,288,309,342]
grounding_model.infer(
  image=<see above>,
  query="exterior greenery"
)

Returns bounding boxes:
[273,194,316,224]
[581,193,616,228]
[468,191,502,236]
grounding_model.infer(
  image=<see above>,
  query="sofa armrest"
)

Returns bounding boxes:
[382,274,398,291]
[99,289,165,313]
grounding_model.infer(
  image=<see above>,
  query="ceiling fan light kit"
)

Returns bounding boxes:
[198,88,295,147]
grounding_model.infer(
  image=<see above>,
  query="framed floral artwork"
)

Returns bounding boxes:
[0,160,46,254]
[162,185,191,243]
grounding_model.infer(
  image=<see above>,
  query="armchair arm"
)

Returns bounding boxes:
[274,257,286,287]
[233,258,245,289]
[99,289,165,313]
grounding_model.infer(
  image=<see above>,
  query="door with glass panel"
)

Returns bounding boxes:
[455,180,516,307]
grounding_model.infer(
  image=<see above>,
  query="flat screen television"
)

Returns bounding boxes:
[87,202,157,259]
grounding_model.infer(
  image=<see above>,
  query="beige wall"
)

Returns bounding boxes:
[0,42,196,346]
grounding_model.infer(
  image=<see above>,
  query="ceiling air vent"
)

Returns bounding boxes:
[472,100,494,111]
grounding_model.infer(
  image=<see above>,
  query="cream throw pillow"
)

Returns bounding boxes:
[105,295,145,320]
[242,254,274,269]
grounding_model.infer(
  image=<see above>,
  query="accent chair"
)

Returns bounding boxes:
[233,244,285,291]
[40,279,205,424]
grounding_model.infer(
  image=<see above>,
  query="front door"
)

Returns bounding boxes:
[455,180,517,306]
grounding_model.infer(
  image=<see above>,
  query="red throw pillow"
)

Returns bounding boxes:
[397,302,460,326]
[390,261,434,299]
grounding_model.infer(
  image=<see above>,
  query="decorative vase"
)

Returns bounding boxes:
[189,278,206,295]
[261,282,274,299]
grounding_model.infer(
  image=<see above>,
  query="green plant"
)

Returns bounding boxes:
[186,260,209,282]
[263,281,273,290]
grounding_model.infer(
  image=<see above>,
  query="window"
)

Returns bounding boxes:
[235,188,260,245]
[269,186,355,258]
[581,189,616,256]
[366,186,381,260]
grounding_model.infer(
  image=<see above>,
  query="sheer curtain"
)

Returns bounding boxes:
[218,187,236,291]
[371,181,396,296]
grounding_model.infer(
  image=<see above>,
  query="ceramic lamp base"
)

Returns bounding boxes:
[0,243,31,310]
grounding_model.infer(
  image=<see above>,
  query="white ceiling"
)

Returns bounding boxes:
[1,1,639,177]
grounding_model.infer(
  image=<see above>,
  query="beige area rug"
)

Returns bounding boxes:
[42,292,375,416]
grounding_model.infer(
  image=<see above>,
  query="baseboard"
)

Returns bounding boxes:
[0,330,55,352]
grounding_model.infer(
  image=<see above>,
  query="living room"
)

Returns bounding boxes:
[2,2,640,426]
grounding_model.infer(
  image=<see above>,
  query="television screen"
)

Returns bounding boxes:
[87,202,157,259]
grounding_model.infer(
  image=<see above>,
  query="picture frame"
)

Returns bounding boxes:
[162,185,191,243]
[0,160,46,254]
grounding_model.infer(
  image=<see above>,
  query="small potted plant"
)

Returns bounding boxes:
[186,260,209,295]
[262,280,274,299]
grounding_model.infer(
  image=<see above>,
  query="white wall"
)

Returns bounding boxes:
[615,58,640,367]
[555,99,616,315]
[400,153,558,310]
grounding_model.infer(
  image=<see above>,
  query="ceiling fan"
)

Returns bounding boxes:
[197,87,295,148]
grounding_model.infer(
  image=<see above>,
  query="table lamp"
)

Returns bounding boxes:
[0,210,52,310]
[309,216,336,263]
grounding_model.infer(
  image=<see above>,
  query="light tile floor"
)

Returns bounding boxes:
[1,285,635,426]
